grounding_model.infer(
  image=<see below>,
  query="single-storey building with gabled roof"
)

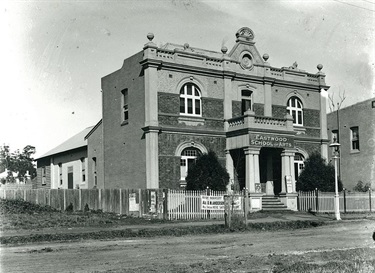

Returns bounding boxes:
[35,126,94,189]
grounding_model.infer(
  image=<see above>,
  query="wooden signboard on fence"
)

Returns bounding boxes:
[201,195,241,210]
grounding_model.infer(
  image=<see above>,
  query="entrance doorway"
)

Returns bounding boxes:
[259,148,282,196]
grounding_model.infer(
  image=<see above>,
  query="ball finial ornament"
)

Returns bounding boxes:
[221,46,228,54]
[147,33,154,42]
[263,53,269,61]
[317,64,323,71]
[184,43,190,50]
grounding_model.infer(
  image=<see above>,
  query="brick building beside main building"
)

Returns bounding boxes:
[327,98,375,191]
[36,27,330,210]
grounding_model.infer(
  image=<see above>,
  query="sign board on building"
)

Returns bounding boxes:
[201,195,242,211]
[285,175,293,193]
[249,133,294,148]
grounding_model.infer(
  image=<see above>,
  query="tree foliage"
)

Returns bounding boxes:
[353,181,371,192]
[296,152,343,192]
[0,145,36,183]
[186,150,229,191]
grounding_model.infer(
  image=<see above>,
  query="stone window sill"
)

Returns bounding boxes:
[294,126,306,135]
[121,120,129,126]
[350,149,360,154]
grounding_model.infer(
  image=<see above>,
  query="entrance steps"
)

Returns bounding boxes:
[262,196,289,211]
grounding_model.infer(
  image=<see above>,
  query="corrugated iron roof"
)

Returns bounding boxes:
[37,126,94,159]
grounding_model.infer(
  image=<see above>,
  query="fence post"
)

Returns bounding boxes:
[163,189,168,220]
[63,189,67,211]
[343,188,347,213]
[297,191,300,211]
[139,189,143,217]
[244,188,248,227]
[79,189,82,211]
[98,189,102,210]
[315,188,319,213]
[369,189,372,213]
[119,188,122,215]
[206,187,211,219]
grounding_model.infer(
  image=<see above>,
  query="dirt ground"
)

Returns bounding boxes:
[1,220,375,272]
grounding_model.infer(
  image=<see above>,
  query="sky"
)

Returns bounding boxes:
[1,0,374,158]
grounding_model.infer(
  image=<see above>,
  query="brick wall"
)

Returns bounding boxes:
[304,108,320,127]
[232,101,242,117]
[158,133,226,188]
[159,156,180,189]
[253,103,264,116]
[158,93,179,114]
[101,51,147,189]
[202,98,223,119]
[304,128,321,138]
[295,142,321,155]
[158,94,224,130]
[272,105,287,119]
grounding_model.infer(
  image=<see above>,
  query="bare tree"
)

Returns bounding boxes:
[328,90,346,112]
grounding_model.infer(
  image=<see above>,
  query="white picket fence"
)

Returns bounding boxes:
[167,189,242,220]
[298,190,374,213]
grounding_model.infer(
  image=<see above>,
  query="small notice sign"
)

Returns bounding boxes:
[129,193,139,211]
[201,195,241,211]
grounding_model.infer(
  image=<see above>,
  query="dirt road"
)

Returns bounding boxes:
[1,220,375,272]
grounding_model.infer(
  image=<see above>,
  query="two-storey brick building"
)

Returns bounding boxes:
[85,27,329,210]
[327,98,375,191]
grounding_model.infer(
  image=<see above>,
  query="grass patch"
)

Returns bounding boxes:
[271,248,375,273]
[0,220,326,245]
[0,199,169,230]
[0,198,327,245]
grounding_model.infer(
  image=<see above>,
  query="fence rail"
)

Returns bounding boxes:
[298,190,374,213]
[167,189,242,220]
[1,189,373,220]
[0,188,166,218]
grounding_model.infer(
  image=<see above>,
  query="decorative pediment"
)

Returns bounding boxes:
[228,28,264,70]
[235,27,255,42]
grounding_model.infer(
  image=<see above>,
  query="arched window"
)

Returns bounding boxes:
[294,153,305,182]
[179,83,201,116]
[241,90,252,115]
[180,147,201,182]
[287,96,303,126]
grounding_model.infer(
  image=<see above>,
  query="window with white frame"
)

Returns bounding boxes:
[287,96,303,126]
[332,130,339,143]
[41,166,46,185]
[241,90,252,115]
[179,83,201,116]
[180,147,201,182]
[121,89,129,123]
[350,126,360,151]
[294,153,305,182]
